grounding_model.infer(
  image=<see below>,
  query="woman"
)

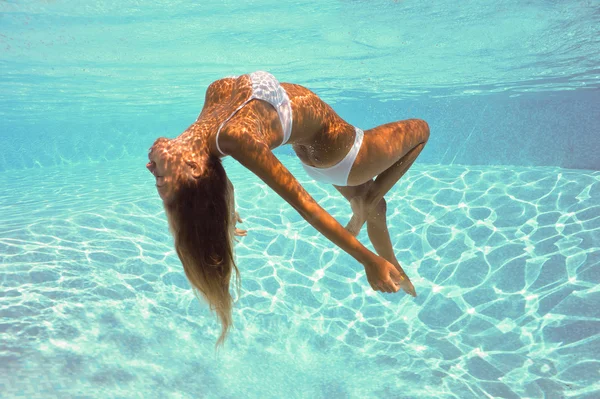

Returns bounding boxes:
[146,71,429,348]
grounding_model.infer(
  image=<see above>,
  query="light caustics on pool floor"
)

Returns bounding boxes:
[0,157,599,399]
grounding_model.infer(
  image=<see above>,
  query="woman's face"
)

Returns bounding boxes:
[147,137,185,203]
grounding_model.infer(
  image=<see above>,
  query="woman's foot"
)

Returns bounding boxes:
[345,196,372,236]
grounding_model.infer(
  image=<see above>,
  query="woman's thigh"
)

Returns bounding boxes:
[347,119,429,185]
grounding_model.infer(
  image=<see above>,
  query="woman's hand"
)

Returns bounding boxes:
[232,211,247,237]
[363,256,416,296]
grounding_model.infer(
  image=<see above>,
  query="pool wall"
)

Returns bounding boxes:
[1,88,598,172]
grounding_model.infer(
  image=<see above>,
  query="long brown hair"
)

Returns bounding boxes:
[163,154,241,350]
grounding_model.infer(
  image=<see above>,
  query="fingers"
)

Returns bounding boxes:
[377,273,412,295]
[232,211,246,237]
[388,270,404,293]
[371,281,409,294]
[364,261,414,295]
[367,278,378,292]
[376,280,399,293]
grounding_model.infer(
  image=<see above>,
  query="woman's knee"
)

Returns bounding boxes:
[413,119,430,145]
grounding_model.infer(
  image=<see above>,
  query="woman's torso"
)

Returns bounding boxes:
[199,73,358,169]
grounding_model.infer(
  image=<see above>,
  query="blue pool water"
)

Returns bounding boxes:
[1,1,599,398]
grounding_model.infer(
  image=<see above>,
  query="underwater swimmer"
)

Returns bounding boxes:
[147,71,429,347]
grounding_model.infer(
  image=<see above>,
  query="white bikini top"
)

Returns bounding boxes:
[215,71,293,156]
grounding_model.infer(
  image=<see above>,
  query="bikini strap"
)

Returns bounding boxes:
[215,98,253,156]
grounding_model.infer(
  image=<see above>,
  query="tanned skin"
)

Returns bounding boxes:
[147,74,429,296]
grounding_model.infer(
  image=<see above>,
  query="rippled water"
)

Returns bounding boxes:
[1,0,599,119]
[1,157,598,398]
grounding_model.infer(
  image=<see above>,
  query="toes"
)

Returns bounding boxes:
[403,281,417,297]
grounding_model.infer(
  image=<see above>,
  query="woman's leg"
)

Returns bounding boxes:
[334,183,401,268]
[343,119,429,236]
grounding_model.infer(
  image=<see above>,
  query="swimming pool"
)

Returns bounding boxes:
[1,1,599,398]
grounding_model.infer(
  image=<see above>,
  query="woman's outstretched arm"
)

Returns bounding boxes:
[233,139,376,263]
[222,125,414,295]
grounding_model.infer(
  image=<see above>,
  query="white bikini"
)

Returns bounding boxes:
[215,71,293,155]
[215,71,364,187]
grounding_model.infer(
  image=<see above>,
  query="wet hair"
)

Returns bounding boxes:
[163,154,241,350]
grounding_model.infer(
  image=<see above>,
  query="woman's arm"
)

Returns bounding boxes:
[226,176,247,237]
[225,131,379,268]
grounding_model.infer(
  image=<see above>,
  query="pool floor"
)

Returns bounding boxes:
[1,156,598,398]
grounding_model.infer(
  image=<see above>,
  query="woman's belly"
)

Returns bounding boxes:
[291,126,356,168]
